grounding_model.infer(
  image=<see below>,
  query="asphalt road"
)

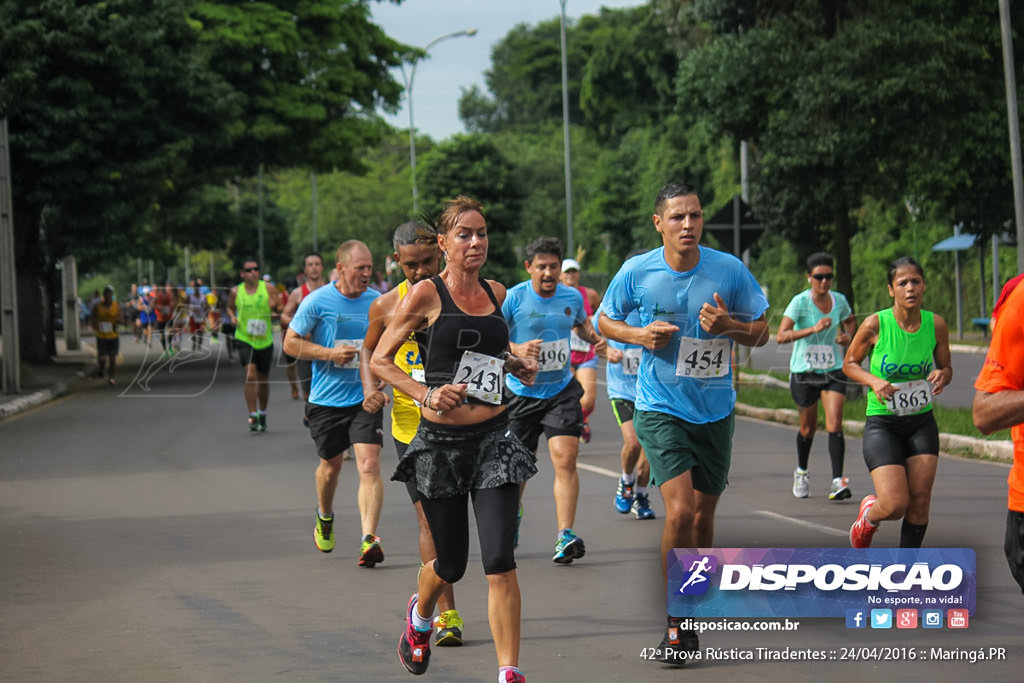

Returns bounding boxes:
[1,339,1019,682]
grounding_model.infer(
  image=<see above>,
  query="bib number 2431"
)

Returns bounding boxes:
[454,351,503,404]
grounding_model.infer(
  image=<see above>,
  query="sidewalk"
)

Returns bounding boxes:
[0,332,150,420]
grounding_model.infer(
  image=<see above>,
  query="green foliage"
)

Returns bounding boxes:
[417,135,524,286]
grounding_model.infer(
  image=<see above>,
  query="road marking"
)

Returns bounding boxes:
[755,510,849,538]
[578,462,620,478]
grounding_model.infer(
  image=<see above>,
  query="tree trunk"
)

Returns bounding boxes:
[833,209,855,316]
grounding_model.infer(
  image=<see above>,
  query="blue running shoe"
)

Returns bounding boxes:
[552,529,586,564]
[614,478,634,514]
[631,492,656,520]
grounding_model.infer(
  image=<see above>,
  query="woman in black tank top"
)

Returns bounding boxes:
[370,196,537,682]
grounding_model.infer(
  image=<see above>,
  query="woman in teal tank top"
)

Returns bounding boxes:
[842,257,953,549]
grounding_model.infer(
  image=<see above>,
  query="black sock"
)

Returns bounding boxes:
[796,434,813,471]
[828,431,845,479]
[899,520,928,548]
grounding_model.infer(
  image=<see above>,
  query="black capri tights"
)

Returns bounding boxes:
[420,483,520,584]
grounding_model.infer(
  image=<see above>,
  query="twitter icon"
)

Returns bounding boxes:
[870,609,892,629]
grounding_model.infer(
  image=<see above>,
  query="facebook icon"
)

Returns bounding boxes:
[845,609,866,629]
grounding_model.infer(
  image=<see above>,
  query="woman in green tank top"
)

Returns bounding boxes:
[842,257,953,549]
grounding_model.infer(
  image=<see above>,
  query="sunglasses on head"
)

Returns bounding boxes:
[811,273,834,281]
[242,266,259,272]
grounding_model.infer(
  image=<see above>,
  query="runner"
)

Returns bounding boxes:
[559,258,605,443]
[599,181,769,666]
[776,252,857,500]
[370,195,537,682]
[844,256,952,549]
[283,241,386,566]
[228,259,282,432]
[603,250,656,520]
[280,252,327,404]
[361,221,465,646]
[503,236,605,564]
[90,285,120,385]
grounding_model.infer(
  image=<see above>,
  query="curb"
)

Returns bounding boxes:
[0,381,75,421]
[736,372,1013,465]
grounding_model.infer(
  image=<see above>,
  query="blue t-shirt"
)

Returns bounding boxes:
[602,246,769,423]
[289,284,380,408]
[603,308,643,402]
[502,281,587,399]
[782,290,853,373]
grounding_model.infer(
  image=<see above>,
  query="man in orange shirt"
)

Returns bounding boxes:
[973,281,1024,594]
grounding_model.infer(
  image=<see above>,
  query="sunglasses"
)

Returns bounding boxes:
[242,266,260,272]
[811,273,834,281]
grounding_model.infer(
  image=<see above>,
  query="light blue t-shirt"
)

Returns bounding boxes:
[603,308,643,402]
[601,246,769,423]
[288,284,380,408]
[502,281,586,399]
[782,290,853,373]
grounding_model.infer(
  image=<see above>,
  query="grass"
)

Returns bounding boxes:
[735,381,1012,442]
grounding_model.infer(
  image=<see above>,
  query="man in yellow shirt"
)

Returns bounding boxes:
[91,285,120,385]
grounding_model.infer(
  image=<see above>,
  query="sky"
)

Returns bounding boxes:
[370,0,651,140]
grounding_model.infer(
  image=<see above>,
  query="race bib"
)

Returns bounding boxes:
[569,330,591,353]
[675,337,731,378]
[803,344,836,370]
[99,322,113,334]
[622,347,642,376]
[246,318,268,337]
[333,338,363,370]
[885,379,933,416]
[453,351,503,404]
[537,338,570,372]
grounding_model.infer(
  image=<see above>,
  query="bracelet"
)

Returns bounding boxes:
[422,386,435,410]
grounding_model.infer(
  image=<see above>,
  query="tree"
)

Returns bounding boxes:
[416,135,524,286]
[678,0,1022,309]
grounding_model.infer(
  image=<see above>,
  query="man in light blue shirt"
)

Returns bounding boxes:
[284,240,387,568]
[599,182,769,666]
[503,236,604,565]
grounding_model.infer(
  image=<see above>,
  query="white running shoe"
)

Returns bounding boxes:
[792,468,810,498]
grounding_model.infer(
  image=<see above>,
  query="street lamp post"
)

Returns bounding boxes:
[400,28,478,214]
[559,0,574,259]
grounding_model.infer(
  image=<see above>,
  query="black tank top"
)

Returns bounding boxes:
[416,275,509,387]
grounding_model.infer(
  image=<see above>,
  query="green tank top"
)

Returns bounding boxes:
[866,308,936,416]
[234,280,274,349]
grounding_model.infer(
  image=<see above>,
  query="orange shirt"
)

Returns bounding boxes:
[974,282,1024,512]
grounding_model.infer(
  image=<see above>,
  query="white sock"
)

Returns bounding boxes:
[498,666,523,682]
[411,598,433,631]
[621,472,636,484]
[635,486,648,497]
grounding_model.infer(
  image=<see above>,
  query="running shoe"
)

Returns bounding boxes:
[614,478,635,514]
[513,504,523,548]
[580,421,592,443]
[552,529,586,564]
[398,594,432,675]
[829,476,852,501]
[850,494,879,548]
[248,414,260,433]
[257,413,267,432]
[433,609,464,647]
[631,492,656,520]
[500,667,526,682]
[652,617,698,667]
[792,467,810,498]
[358,534,384,568]
[314,512,334,553]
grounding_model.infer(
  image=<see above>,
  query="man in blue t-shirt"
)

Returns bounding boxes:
[284,240,387,568]
[503,236,605,565]
[599,182,769,666]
